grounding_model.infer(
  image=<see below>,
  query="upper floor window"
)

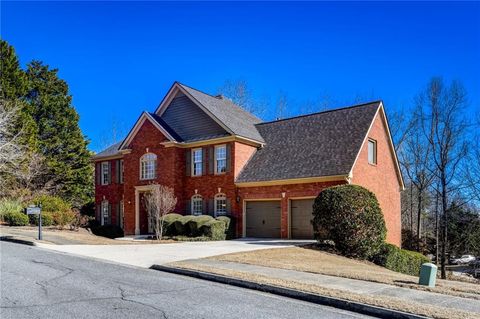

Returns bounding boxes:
[215,145,227,174]
[101,162,110,185]
[368,139,377,165]
[192,148,203,176]
[191,194,203,215]
[214,193,227,216]
[140,153,157,180]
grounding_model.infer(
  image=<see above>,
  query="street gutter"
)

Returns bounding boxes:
[151,264,429,319]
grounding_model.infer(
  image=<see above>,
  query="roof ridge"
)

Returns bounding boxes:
[257,100,382,126]
[177,81,220,100]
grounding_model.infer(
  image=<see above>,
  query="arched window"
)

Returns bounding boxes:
[140,153,157,180]
[214,193,227,216]
[191,194,203,216]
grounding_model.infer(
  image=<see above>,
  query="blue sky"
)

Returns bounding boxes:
[2,1,479,152]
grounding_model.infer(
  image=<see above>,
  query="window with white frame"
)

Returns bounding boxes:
[192,148,203,176]
[215,145,227,174]
[101,162,110,185]
[191,194,203,215]
[214,193,227,216]
[140,153,157,180]
[368,139,377,165]
[101,200,110,225]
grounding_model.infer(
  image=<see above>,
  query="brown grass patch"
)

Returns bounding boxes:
[209,247,480,299]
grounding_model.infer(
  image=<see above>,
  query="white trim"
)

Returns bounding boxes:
[214,144,227,175]
[348,103,405,190]
[119,112,176,150]
[191,148,203,176]
[101,162,109,185]
[134,185,159,235]
[214,193,227,216]
[191,194,203,215]
[139,153,157,180]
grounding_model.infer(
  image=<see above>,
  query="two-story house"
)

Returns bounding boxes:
[93,82,404,245]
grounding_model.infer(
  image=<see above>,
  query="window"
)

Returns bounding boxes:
[215,145,227,174]
[368,139,377,165]
[101,200,110,225]
[191,194,203,215]
[192,148,203,176]
[214,193,227,216]
[101,162,110,185]
[140,153,157,180]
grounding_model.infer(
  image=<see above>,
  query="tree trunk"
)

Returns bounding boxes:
[410,183,414,242]
[416,190,423,251]
[440,171,448,279]
[435,190,439,264]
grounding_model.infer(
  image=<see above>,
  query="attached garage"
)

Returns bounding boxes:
[290,198,315,239]
[245,200,281,238]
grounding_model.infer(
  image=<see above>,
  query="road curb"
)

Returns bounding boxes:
[0,236,37,246]
[151,264,428,319]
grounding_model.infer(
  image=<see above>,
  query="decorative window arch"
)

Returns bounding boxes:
[214,193,227,216]
[140,153,157,180]
[191,194,203,216]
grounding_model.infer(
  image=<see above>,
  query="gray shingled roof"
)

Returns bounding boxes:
[148,112,183,141]
[92,141,122,159]
[178,83,265,143]
[236,102,381,183]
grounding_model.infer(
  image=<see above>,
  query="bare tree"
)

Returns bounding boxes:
[398,105,435,250]
[98,117,128,151]
[0,100,24,190]
[275,90,289,120]
[217,79,266,118]
[143,185,177,240]
[419,78,469,279]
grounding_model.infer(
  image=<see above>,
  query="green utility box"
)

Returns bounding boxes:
[419,263,437,287]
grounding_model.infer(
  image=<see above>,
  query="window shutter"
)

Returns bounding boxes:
[108,203,112,225]
[96,204,101,221]
[226,144,231,172]
[185,200,191,215]
[209,146,214,174]
[202,147,207,176]
[120,160,124,184]
[208,199,214,216]
[202,200,208,215]
[107,162,112,184]
[115,160,120,184]
[185,150,191,176]
[96,163,101,185]
[226,199,231,215]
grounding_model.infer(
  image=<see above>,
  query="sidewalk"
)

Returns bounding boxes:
[167,258,480,319]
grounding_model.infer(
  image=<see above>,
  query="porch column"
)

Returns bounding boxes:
[135,189,140,235]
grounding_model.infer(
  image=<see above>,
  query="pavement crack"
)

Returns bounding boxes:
[120,298,169,319]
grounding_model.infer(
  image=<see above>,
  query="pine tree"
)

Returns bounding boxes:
[25,61,93,206]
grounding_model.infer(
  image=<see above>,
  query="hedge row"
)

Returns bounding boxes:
[162,214,233,240]
[371,243,430,276]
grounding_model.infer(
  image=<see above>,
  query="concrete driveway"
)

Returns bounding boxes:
[36,239,313,268]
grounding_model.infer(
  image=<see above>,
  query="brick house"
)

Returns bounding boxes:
[93,82,404,245]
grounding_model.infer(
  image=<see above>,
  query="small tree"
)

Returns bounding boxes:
[143,185,177,240]
[312,185,387,259]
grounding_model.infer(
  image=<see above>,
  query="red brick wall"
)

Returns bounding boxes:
[94,159,124,226]
[233,142,257,179]
[351,109,402,247]
[238,180,346,238]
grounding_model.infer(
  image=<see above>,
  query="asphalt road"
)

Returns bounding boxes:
[0,241,373,319]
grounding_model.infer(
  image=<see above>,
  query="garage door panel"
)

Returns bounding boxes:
[291,199,314,239]
[246,201,281,238]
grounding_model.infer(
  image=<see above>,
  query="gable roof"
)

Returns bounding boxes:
[156,82,265,144]
[92,141,122,160]
[118,111,179,150]
[236,101,382,184]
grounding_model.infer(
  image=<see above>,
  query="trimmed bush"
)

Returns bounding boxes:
[29,212,54,226]
[162,213,183,236]
[372,243,430,276]
[312,185,386,259]
[0,199,23,218]
[200,220,226,240]
[91,224,124,239]
[216,216,235,239]
[173,215,196,235]
[3,211,29,226]
[33,195,70,213]
[52,210,76,227]
[186,215,214,236]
